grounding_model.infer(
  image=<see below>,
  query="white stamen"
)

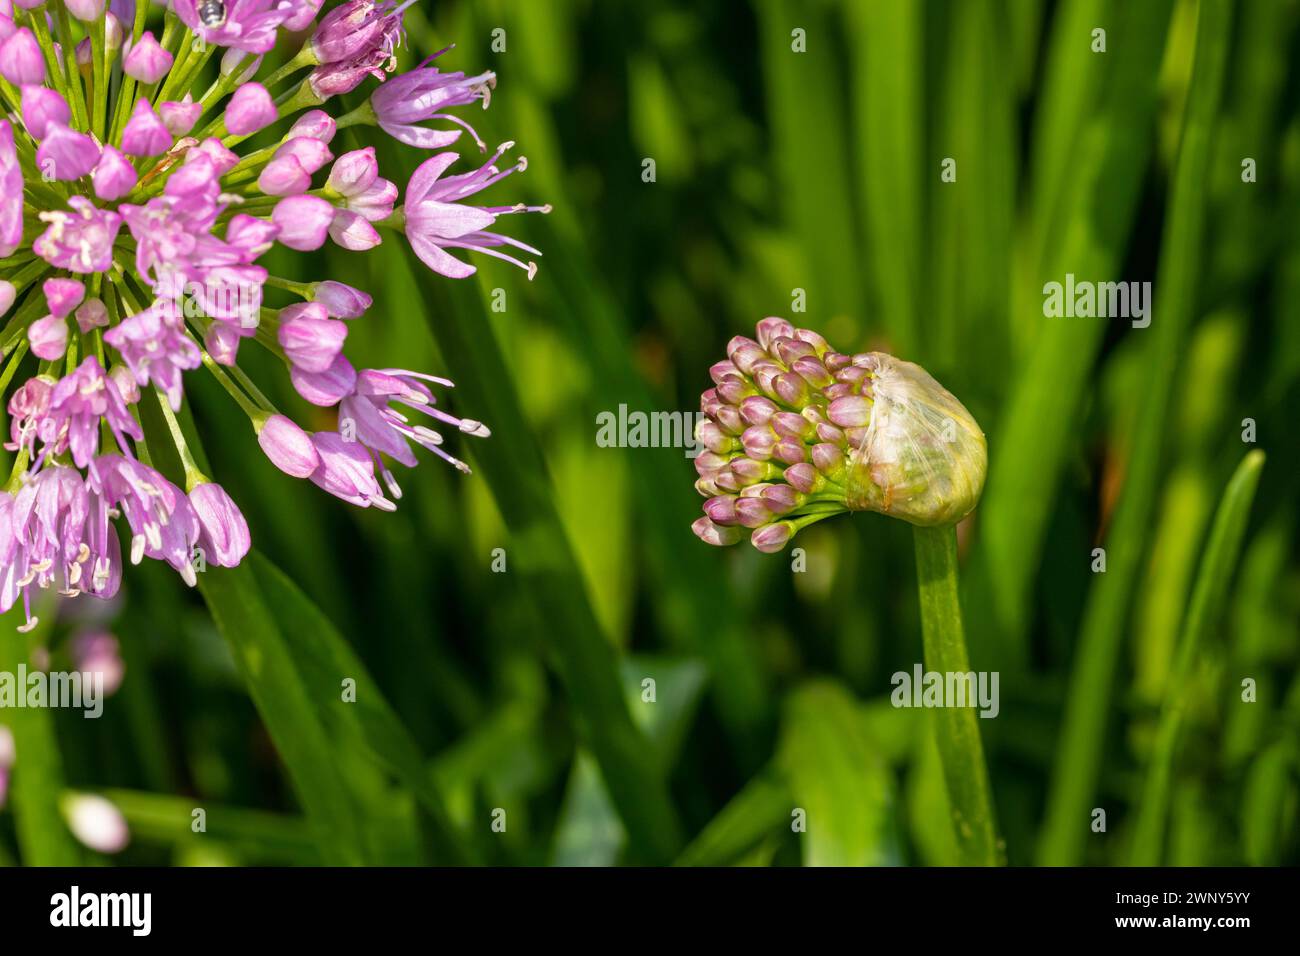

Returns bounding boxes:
[381,467,402,500]
[412,425,444,446]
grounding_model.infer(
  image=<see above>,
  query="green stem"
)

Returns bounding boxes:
[24,10,72,108]
[52,3,90,132]
[151,384,207,490]
[107,0,153,145]
[913,524,1004,866]
[90,15,108,141]
[258,44,316,91]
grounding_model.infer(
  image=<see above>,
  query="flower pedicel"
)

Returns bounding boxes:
[0,1,549,629]
[692,317,987,552]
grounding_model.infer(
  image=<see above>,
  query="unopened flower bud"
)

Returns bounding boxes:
[691,316,987,553]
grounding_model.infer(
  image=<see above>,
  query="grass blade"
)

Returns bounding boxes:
[1129,450,1265,864]
[674,770,793,867]
[402,268,685,864]
[756,0,865,337]
[1037,0,1233,865]
[928,0,1016,388]
[195,565,369,865]
[137,389,368,865]
[249,552,475,865]
[776,680,901,866]
[846,0,923,355]
[966,0,1174,662]
[97,789,320,864]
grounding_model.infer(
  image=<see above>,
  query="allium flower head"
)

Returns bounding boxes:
[691,318,987,553]
[0,3,547,628]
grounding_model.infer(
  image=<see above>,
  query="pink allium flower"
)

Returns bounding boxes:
[0,27,42,85]
[41,357,142,468]
[291,353,356,406]
[288,109,337,143]
[0,121,23,256]
[278,302,347,372]
[21,86,70,139]
[122,30,172,83]
[310,0,406,65]
[75,298,109,333]
[258,414,320,478]
[313,281,371,318]
[65,0,107,21]
[205,317,256,366]
[36,122,101,181]
[259,154,312,196]
[689,318,988,552]
[370,60,497,150]
[174,0,297,55]
[308,430,394,510]
[285,0,325,32]
[97,454,200,580]
[0,3,541,628]
[309,0,411,100]
[0,725,13,810]
[5,377,53,455]
[70,631,125,697]
[328,149,397,246]
[327,147,397,223]
[310,56,388,100]
[224,83,276,136]
[34,197,124,274]
[159,95,202,137]
[189,136,240,175]
[92,144,138,200]
[103,302,202,412]
[341,368,489,482]
[62,793,130,854]
[28,315,69,361]
[45,277,86,318]
[189,482,251,568]
[121,99,173,156]
[403,146,550,279]
[272,194,334,250]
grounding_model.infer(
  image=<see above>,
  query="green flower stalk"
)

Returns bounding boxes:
[692,316,987,551]
[691,316,1002,865]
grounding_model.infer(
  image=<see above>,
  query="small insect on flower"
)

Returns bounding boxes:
[198,0,228,29]
[691,317,987,552]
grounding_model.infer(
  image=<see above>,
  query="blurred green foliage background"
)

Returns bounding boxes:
[2,0,1299,867]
